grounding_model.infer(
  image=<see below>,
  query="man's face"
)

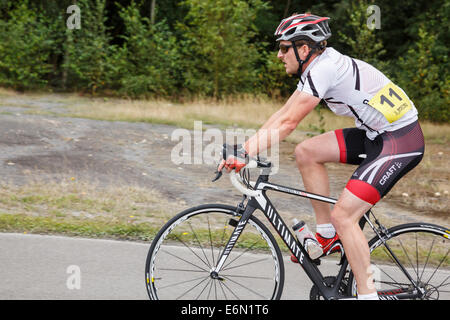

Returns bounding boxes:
[277,40,300,75]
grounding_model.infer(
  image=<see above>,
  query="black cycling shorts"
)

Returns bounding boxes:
[334,121,424,205]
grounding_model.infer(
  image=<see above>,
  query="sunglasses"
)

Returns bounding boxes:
[279,43,295,54]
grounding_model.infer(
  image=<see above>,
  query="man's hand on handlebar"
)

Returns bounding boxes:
[214,144,249,181]
[218,143,249,173]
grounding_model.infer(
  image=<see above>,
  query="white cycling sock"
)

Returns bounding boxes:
[316,223,336,238]
[357,292,379,300]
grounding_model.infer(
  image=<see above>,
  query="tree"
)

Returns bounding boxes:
[177,0,269,98]
[63,0,112,93]
[0,1,54,89]
[337,0,387,71]
[107,2,181,97]
[397,26,449,122]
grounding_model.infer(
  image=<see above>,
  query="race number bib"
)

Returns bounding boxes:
[368,82,412,123]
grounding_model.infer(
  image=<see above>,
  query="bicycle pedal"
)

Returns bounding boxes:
[312,258,321,266]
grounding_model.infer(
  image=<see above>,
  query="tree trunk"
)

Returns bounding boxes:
[283,0,291,17]
[150,0,156,24]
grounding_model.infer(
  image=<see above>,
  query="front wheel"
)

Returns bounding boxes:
[145,204,285,300]
[349,223,450,300]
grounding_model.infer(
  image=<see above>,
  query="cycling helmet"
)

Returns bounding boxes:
[274,13,331,43]
[275,13,331,77]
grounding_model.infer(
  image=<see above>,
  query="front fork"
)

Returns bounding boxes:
[212,199,256,274]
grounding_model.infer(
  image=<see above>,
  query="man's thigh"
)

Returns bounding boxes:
[296,130,343,164]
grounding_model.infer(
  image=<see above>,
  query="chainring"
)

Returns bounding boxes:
[309,276,349,300]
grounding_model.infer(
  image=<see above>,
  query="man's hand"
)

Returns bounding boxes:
[217,144,249,173]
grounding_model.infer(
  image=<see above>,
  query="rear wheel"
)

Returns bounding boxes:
[145,204,285,300]
[348,223,450,300]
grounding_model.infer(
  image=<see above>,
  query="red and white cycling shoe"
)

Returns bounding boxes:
[290,233,343,263]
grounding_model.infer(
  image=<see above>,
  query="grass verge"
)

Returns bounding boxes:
[0,178,184,240]
[0,213,158,241]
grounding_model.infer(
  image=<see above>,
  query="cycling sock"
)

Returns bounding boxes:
[316,223,336,238]
[357,292,379,300]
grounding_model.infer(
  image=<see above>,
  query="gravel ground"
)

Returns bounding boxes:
[0,93,447,230]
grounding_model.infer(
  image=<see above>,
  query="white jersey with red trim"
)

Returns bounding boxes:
[297,47,418,140]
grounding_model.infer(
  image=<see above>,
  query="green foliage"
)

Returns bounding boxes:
[108,2,181,98]
[396,25,450,122]
[337,0,389,74]
[0,2,54,89]
[63,0,111,93]
[177,0,269,98]
[0,0,447,122]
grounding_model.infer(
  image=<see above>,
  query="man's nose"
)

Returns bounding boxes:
[277,50,283,59]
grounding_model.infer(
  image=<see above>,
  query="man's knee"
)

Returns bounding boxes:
[330,203,352,234]
[331,189,373,234]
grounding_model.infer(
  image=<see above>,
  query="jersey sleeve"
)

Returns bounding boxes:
[297,62,336,99]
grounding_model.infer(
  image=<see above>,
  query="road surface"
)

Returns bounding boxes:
[0,232,343,300]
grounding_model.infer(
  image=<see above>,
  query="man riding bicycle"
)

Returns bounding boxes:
[218,13,424,300]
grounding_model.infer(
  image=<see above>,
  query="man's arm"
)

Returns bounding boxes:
[218,90,320,173]
[244,90,321,156]
[259,92,303,131]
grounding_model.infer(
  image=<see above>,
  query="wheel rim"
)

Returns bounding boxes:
[146,207,283,300]
[350,226,450,300]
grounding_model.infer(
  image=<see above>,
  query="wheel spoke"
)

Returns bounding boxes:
[188,221,212,268]
[352,225,449,300]
[146,207,283,300]
[425,248,450,286]
[222,275,268,299]
[176,275,211,300]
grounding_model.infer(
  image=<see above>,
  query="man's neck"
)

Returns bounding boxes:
[301,52,320,73]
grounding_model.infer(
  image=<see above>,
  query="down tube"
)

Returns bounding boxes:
[254,194,329,295]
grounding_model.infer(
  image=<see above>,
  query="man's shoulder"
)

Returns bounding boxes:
[308,48,341,76]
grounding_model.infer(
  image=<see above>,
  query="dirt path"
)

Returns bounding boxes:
[0,93,447,230]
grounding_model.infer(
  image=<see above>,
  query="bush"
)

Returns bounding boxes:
[177,0,269,98]
[0,2,54,89]
[396,26,449,123]
[62,0,112,93]
[107,3,181,98]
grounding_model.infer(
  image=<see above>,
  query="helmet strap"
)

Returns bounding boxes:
[292,41,315,78]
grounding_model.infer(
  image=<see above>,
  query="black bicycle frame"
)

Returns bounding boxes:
[213,171,425,300]
[213,173,362,300]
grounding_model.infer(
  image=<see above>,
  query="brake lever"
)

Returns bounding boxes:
[212,170,222,182]
[212,163,224,182]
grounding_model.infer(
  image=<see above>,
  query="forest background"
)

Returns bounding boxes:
[0,0,448,122]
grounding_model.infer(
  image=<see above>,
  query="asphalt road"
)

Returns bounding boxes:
[0,233,343,300]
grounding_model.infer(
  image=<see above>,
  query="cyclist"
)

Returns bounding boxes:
[218,13,424,300]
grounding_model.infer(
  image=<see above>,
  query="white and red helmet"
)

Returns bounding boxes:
[274,13,331,43]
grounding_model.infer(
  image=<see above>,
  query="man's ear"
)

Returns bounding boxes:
[298,44,311,58]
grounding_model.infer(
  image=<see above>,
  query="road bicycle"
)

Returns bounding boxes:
[145,158,449,300]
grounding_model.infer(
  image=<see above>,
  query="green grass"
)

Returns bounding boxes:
[0,179,182,241]
[0,213,158,241]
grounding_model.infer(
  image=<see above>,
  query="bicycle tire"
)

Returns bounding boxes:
[348,222,449,299]
[145,204,285,300]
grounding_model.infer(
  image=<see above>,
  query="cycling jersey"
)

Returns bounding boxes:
[298,47,418,140]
